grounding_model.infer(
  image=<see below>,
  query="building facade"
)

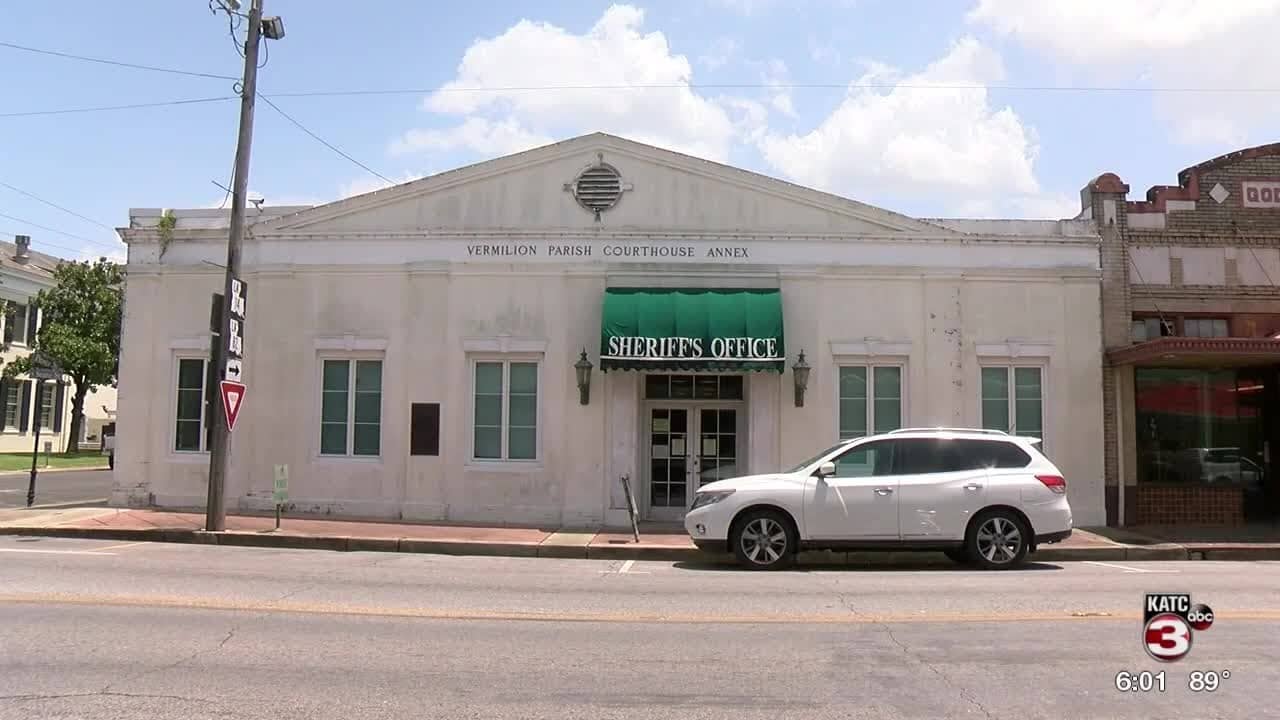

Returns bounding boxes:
[1085,143,1280,527]
[0,236,118,454]
[112,133,1106,527]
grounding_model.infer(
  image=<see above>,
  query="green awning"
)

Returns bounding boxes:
[600,288,785,372]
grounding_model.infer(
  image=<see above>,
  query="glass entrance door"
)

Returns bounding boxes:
[646,405,741,520]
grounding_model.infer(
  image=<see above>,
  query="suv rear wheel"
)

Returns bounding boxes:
[730,509,796,571]
[965,509,1030,570]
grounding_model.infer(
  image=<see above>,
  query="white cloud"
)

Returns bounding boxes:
[809,37,842,66]
[758,37,1049,214]
[75,242,127,264]
[392,118,553,157]
[706,0,775,14]
[698,37,740,70]
[968,0,1280,145]
[412,5,740,162]
[338,172,429,200]
[760,58,797,118]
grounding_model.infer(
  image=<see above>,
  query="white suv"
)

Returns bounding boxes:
[684,428,1073,570]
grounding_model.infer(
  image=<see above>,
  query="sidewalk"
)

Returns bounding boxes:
[7,506,1277,563]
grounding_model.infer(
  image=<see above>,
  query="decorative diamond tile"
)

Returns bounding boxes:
[1210,182,1230,204]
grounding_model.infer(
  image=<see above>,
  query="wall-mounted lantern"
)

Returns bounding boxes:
[792,350,810,407]
[575,349,594,405]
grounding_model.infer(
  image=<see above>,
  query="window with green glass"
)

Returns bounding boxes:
[981,366,1043,443]
[838,365,903,440]
[320,359,382,456]
[175,357,208,452]
[473,360,539,461]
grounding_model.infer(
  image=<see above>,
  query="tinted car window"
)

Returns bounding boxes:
[952,440,1031,469]
[892,438,1031,474]
[832,440,895,478]
[891,439,948,474]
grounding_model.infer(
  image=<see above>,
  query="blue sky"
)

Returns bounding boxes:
[3,0,1278,261]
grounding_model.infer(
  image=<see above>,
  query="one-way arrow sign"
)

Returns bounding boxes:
[220,380,246,431]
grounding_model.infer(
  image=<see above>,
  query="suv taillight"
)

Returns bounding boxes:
[1036,474,1066,494]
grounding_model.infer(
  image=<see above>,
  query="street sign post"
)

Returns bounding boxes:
[206,275,248,531]
[219,380,246,431]
[27,352,62,507]
[272,464,288,530]
[224,276,247,383]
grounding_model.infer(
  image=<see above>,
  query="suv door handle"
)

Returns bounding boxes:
[874,487,894,496]
[964,483,983,491]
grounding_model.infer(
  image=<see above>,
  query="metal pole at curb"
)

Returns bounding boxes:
[620,474,639,543]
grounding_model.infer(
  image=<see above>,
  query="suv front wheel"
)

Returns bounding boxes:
[965,509,1030,570]
[730,509,796,570]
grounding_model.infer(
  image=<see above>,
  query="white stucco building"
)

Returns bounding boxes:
[0,236,118,454]
[112,133,1107,526]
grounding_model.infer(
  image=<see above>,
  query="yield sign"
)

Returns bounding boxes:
[220,380,247,431]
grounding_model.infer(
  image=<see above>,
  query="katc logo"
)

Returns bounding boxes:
[1144,593,1214,662]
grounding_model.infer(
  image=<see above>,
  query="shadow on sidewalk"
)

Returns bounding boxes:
[1087,523,1280,545]
[671,559,1065,573]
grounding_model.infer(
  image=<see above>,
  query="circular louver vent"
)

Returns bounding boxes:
[572,164,623,212]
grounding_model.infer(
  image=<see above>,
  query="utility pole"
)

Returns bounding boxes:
[206,0,273,531]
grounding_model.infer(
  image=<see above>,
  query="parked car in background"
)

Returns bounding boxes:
[685,428,1072,570]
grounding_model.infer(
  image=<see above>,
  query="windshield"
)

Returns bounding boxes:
[784,441,853,473]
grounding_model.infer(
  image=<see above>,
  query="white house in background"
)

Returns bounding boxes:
[111,132,1107,526]
[0,235,118,454]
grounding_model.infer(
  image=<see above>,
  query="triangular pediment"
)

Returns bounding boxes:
[256,133,959,237]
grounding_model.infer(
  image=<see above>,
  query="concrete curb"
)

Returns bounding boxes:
[4,524,1279,563]
[0,466,110,478]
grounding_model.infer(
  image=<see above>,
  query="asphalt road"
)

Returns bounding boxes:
[1,536,1277,720]
[0,468,111,509]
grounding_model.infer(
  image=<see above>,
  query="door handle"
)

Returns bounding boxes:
[964,483,983,491]
[874,487,894,496]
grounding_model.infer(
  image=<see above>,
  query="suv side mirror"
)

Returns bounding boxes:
[814,461,836,479]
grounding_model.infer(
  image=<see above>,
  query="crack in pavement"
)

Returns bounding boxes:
[819,576,995,720]
[1,691,212,705]
[101,626,238,695]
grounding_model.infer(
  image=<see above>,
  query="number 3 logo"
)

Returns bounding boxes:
[1144,613,1192,662]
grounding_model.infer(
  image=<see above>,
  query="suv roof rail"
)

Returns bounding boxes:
[886,427,1009,436]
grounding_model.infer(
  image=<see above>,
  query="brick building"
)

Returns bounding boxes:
[1084,143,1280,527]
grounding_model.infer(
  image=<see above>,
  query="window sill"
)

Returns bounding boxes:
[314,455,384,465]
[465,460,544,473]
[168,452,210,463]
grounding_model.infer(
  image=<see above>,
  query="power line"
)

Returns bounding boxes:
[0,40,238,81]
[0,211,112,246]
[266,81,1280,97]
[0,181,113,231]
[0,226,116,260]
[260,95,393,184]
[7,39,1280,96]
[0,96,237,118]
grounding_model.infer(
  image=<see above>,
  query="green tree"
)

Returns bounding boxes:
[4,259,123,452]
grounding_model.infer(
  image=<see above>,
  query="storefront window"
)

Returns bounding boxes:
[1135,368,1265,486]
[838,366,903,439]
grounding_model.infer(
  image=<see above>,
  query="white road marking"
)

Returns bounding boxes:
[1083,560,1179,574]
[91,541,150,553]
[599,559,650,575]
[0,548,116,556]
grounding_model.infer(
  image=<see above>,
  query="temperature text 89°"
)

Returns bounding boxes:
[1188,670,1231,692]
